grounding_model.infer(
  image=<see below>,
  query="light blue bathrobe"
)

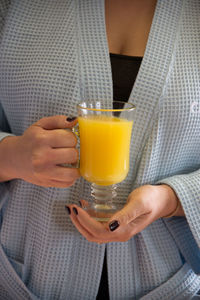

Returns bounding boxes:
[0,0,200,299]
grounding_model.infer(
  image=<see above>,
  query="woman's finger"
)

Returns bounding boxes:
[67,205,102,243]
[68,205,142,243]
[47,129,77,148]
[108,196,150,231]
[70,205,111,241]
[128,213,154,237]
[50,148,79,165]
[46,179,75,188]
[38,165,80,182]
[34,115,77,130]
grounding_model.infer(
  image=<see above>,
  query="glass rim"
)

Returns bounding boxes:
[77,101,136,112]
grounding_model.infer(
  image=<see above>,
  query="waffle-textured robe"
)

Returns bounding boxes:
[0,0,200,299]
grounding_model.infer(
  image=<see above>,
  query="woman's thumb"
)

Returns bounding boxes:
[108,198,146,231]
[34,115,77,130]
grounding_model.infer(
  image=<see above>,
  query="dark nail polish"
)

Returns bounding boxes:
[65,206,71,215]
[66,116,76,122]
[109,220,119,231]
[73,207,78,215]
[79,201,82,207]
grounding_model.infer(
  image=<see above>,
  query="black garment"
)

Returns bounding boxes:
[110,53,142,101]
[96,53,142,300]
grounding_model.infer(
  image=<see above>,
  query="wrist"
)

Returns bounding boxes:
[156,184,184,218]
[0,136,21,181]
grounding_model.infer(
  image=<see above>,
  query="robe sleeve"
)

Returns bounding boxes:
[0,1,14,142]
[157,169,200,274]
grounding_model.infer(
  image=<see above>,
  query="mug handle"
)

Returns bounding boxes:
[60,123,80,169]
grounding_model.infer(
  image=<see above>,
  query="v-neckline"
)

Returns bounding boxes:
[125,0,184,171]
[78,0,184,171]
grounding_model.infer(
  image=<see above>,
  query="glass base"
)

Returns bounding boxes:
[84,183,123,222]
[83,203,122,222]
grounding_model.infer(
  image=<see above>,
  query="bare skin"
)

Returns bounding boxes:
[0,0,184,244]
[0,116,80,187]
[105,0,157,56]
[68,184,183,244]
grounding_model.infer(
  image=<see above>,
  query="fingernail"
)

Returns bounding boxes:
[79,201,82,207]
[109,220,119,231]
[73,207,78,215]
[65,206,71,215]
[66,116,76,122]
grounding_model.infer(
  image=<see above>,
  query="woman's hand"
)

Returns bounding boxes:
[0,115,80,187]
[66,184,184,243]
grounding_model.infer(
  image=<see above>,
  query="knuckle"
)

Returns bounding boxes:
[31,155,43,173]
[31,149,50,172]
[43,148,54,162]
[65,181,74,187]
[71,134,77,147]
[126,211,133,223]
[64,169,80,185]
[70,148,79,163]
[33,131,47,145]
[40,117,49,123]
[69,168,80,180]
[115,212,127,225]
[67,131,77,147]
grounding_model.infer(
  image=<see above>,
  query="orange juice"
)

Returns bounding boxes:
[78,115,133,185]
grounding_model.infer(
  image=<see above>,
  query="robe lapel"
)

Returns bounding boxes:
[127,0,184,181]
[77,0,113,107]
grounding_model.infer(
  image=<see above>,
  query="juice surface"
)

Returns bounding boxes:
[78,115,133,185]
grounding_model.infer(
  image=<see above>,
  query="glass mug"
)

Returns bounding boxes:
[74,100,135,222]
